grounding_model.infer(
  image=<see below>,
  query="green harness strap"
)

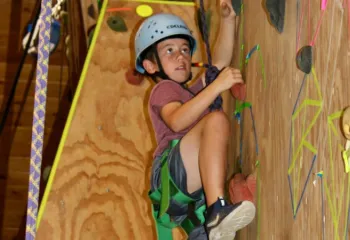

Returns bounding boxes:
[149,140,206,239]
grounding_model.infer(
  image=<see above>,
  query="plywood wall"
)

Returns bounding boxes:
[35,0,350,240]
[234,0,350,239]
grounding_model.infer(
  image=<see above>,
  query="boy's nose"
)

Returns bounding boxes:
[176,52,186,61]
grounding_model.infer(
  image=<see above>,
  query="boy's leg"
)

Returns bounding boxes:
[179,111,256,239]
[179,111,229,205]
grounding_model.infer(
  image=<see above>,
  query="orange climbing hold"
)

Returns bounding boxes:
[230,83,246,101]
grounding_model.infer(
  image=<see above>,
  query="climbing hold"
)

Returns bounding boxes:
[136,4,153,17]
[228,173,255,205]
[296,45,312,74]
[342,106,350,140]
[316,171,324,178]
[87,25,96,48]
[126,68,144,85]
[265,0,286,33]
[97,0,102,11]
[107,15,127,32]
[231,0,242,16]
[230,83,246,101]
[197,8,211,41]
[234,101,252,122]
[245,44,259,63]
[43,166,52,182]
[88,3,96,19]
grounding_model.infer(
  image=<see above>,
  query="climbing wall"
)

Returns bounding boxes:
[234,0,350,239]
[35,0,221,239]
[34,0,350,239]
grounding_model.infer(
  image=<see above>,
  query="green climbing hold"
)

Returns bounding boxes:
[197,9,211,41]
[107,15,127,32]
[234,101,252,115]
[231,0,242,16]
[296,45,312,74]
[97,0,102,11]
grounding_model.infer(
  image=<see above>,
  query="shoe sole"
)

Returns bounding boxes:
[208,201,256,240]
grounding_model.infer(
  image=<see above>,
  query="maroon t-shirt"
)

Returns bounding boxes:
[148,78,210,158]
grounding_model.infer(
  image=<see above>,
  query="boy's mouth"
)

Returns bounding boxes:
[175,65,186,71]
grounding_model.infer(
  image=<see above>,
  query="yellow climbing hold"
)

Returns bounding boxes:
[136,4,153,17]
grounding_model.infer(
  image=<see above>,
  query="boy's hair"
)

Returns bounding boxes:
[141,46,156,63]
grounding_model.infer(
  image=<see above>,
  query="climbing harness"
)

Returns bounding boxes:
[149,140,207,239]
[25,0,53,239]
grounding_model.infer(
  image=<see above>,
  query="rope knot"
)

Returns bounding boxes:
[205,65,223,111]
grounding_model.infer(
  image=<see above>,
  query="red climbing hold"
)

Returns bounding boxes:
[230,83,246,101]
[228,173,256,205]
[126,68,144,85]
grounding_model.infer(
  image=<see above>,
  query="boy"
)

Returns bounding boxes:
[134,1,255,239]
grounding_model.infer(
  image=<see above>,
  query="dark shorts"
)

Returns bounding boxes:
[150,139,208,240]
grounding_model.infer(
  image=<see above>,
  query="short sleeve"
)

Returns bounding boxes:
[149,81,184,112]
[188,77,204,94]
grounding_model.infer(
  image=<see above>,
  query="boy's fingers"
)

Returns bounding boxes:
[232,73,243,79]
[233,79,243,84]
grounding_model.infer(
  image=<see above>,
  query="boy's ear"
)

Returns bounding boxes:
[142,59,158,74]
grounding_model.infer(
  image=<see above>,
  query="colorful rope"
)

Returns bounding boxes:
[25,0,52,239]
[198,0,223,111]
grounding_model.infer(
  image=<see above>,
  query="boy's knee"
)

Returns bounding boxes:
[205,111,230,129]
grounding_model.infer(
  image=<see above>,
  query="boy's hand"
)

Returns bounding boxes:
[216,67,243,92]
[220,0,237,19]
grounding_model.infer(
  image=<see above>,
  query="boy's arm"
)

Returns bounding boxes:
[161,68,242,132]
[200,0,237,87]
[161,82,222,132]
[212,2,237,70]
[159,2,241,132]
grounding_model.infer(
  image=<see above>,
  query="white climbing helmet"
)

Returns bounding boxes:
[134,13,197,74]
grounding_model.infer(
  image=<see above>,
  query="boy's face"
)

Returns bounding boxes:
[143,38,192,83]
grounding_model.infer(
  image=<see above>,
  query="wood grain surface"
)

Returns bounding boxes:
[235,0,350,239]
[36,0,350,239]
[35,1,219,239]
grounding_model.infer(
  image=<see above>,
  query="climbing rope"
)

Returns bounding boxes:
[25,0,53,239]
[198,0,223,111]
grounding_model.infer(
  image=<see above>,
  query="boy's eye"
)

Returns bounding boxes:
[182,48,190,53]
[166,48,173,54]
